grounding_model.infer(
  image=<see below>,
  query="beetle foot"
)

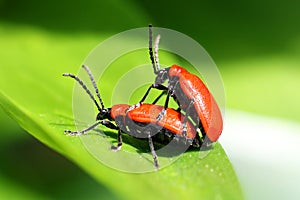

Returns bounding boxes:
[64,130,82,136]
[156,109,166,121]
[110,145,122,151]
[200,137,213,150]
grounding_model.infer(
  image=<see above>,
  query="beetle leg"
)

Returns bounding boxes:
[156,109,166,121]
[156,89,171,121]
[99,120,122,151]
[99,120,117,130]
[147,131,159,169]
[97,120,123,151]
[127,84,168,112]
[100,120,118,130]
[155,78,180,121]
[151,90,167,104]
[64,121,102,136]
[111,129,123,151]
[141,84,168,103]
[182,99,195,137]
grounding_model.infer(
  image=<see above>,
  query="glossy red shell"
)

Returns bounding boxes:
[126,104,196,139]
[110,104,129,119]
[168,65,223,142]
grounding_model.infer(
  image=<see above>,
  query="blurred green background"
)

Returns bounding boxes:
[0,0,299,199]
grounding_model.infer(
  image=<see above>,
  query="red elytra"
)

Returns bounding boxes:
[110,104,129,119]
[125,104,197,139]
[110,103,197,140]
[168,65,223,142]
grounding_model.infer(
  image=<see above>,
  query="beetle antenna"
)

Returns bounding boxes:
[81,65,105,109]
[149,24,158,74]
[63,73,102,112]
[154,34,161,71]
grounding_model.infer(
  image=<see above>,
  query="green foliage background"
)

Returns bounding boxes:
[0,0,299,199]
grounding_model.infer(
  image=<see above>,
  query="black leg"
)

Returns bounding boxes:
[140,84,168,103]
[151,90,166,104]
[65,120,118,136]
[64,121,102,136]
[156,89,171,121]
[181,99,195,137]
[147,132,159,169]
[127,84,168,112]
[111,129,123,151]
[155,78,180,121]
[99,121,123,151]
[101,120,118,130]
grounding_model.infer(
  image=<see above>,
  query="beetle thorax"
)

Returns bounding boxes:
[155,68,169,85]
[168,65,187,77]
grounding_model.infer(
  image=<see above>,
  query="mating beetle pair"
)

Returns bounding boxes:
[64,25,223,169]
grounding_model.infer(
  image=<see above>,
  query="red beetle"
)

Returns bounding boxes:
[132,25,223,146]
[63,65,199,168]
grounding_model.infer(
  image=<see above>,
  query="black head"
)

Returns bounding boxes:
[154,68,170,85]
[96,108,112,121]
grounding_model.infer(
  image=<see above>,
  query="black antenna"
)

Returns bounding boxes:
[81,65,105,109]
[149,24,158,74]
[154,34,161,71]
[63,73,102,112]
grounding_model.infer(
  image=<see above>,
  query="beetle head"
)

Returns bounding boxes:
[155,68,170,85]
[96,108,111,120]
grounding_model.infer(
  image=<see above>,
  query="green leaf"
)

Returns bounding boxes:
[0,24,243,200]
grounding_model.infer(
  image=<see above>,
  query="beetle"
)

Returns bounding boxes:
[130,25,223,146]
[63,65,199,169]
